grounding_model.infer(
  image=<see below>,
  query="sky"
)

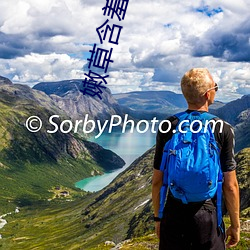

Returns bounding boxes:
[0,0,249,102]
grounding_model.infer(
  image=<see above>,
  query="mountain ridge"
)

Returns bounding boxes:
[33,80,124,123]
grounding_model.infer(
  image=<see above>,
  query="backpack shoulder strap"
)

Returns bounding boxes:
[174,111,217,121]
[201,112,223,230]
[173,111,189,121]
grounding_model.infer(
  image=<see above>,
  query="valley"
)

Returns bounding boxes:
[0,76,249,249]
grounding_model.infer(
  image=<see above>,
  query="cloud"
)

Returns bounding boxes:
[192,18,250,62]
[0,53,87,86]
[0,0,249,101]
[0,0,103,57]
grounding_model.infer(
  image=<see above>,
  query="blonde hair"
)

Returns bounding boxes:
[181,68,214,104]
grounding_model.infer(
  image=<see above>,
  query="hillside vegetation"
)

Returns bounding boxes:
[0,83,124,213]
[1,147,249,249]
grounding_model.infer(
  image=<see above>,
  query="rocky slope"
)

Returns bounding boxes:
[210,95,250,152]
[213,94,250,126]
[33,80,124,123]
[234,108,250,152]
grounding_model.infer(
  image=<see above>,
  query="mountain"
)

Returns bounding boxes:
[0,80,125,212]
[209,100,225,110]
[211,94,250,152]
[213,94,250,125]
[33,80,124,123]
[0,76,12,85]
[114,90,225,120]
[234,109,250,152]
[0,147,155,249]
[114,91,186,119]
[114,91,187,110]
[0,77,249,249]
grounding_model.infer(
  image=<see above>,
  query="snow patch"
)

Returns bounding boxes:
[138,185,145,190]
[0,219,7,229]
[134,199,150,210]
[0,208,20,238]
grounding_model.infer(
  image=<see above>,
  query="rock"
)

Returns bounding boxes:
[105,240,116,247]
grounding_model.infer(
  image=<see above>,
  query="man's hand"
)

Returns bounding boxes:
[225,225,240,248]
[155,221,161,239]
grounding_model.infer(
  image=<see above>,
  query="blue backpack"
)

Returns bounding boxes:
[158,111,223,228]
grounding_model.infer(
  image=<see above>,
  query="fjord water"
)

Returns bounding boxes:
[75,129,156,192]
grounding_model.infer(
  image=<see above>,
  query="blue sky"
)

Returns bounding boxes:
[0,0,249,102]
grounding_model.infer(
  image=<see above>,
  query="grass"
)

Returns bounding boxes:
[0,198,89,250]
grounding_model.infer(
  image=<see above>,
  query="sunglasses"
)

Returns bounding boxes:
[203,83,218,95]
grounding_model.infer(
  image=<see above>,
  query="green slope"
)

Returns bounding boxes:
[1,147,249,249]
[0,83,124,213]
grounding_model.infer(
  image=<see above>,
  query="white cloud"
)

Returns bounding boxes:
[0,0,249,101]
[0,53,86,86]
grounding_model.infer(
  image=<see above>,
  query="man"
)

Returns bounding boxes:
[152,68,240,249]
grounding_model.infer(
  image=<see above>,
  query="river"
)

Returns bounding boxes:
[75,129,156,192]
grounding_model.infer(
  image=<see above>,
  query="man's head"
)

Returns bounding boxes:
[181,68,217,106]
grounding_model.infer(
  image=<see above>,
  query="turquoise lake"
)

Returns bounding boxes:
[75,129,156,192]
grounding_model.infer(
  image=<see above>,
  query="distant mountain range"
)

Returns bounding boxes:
[213,94,250,125]
[115,90,187,109]
[114,90,225,120]
[3,75,250,154]
[33,82,225,122]
[114,90,250,152]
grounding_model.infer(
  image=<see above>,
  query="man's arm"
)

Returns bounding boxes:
[152,169,163,238]
[223,170,240,248]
